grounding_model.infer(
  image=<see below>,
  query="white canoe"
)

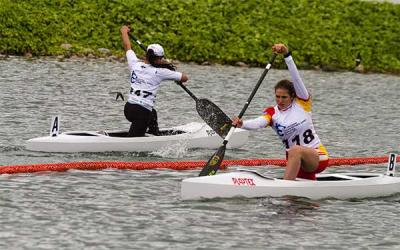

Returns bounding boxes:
[26,122,249,153]
[181,168,400,201]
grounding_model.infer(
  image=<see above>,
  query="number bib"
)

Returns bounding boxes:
[269,98,321,150]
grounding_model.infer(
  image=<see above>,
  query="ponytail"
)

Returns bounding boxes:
[146,49,176,71]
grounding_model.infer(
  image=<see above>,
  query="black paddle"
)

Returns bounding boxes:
[199,53,277,176]
[127,32,232,138]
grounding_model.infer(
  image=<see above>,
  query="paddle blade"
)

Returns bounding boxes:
[196,98,232,138]
[199,145,226,176]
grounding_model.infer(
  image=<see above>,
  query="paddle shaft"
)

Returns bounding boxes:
[176,81,198,101]
[222,53,277,144]
[198,53,277,176]
[128,33,147,52]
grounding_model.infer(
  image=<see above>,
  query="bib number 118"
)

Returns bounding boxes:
[283,129,315,149]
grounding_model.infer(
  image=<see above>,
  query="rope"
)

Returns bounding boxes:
[0,155,397,175]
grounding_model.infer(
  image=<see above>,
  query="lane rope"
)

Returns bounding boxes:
[0,155,397,175]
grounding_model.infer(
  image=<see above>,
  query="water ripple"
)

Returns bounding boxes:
[0,57,400,249]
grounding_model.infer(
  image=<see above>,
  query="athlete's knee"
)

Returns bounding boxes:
[287,145,302,156]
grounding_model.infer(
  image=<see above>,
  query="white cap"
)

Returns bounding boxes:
[147,44,164,57]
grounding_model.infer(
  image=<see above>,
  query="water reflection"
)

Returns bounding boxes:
[259,196,320,218]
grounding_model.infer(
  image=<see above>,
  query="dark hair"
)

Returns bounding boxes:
[146,49,176,71]
[274,79,296,98]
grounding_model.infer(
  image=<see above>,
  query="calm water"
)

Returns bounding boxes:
[0,57,400,249]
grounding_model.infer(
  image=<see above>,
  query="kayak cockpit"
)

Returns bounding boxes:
[315,173,381,181]
[238,169,382,181]
[62,130,187,138]
[64,132,99,136]
[105,129,186,137]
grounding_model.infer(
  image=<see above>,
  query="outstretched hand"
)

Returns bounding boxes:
[272,44,289,55]
[232,116,243,128]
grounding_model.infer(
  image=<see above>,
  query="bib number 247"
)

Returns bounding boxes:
[130,88,152,98]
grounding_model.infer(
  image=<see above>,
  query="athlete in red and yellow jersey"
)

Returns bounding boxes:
[233,44,329,180]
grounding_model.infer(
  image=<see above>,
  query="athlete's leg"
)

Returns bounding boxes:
[130,117,149,137]
[124,103,151,137]
[147,108,160,135]
[284,145,319,180]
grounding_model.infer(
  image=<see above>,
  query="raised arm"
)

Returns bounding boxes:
[272,44,309,100]
[284,53,309,100]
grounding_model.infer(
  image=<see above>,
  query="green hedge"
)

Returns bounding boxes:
[1,0,399,73]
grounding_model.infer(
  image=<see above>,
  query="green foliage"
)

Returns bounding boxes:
[0,0,399,73]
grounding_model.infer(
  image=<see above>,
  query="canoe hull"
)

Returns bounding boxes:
[181,171,400,200]
[26,122,249,153]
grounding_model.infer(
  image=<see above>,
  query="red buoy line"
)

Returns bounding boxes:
[0,156,397,175]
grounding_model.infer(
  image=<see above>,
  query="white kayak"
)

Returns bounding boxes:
[181,154,399,201]
[26,117,249,153]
